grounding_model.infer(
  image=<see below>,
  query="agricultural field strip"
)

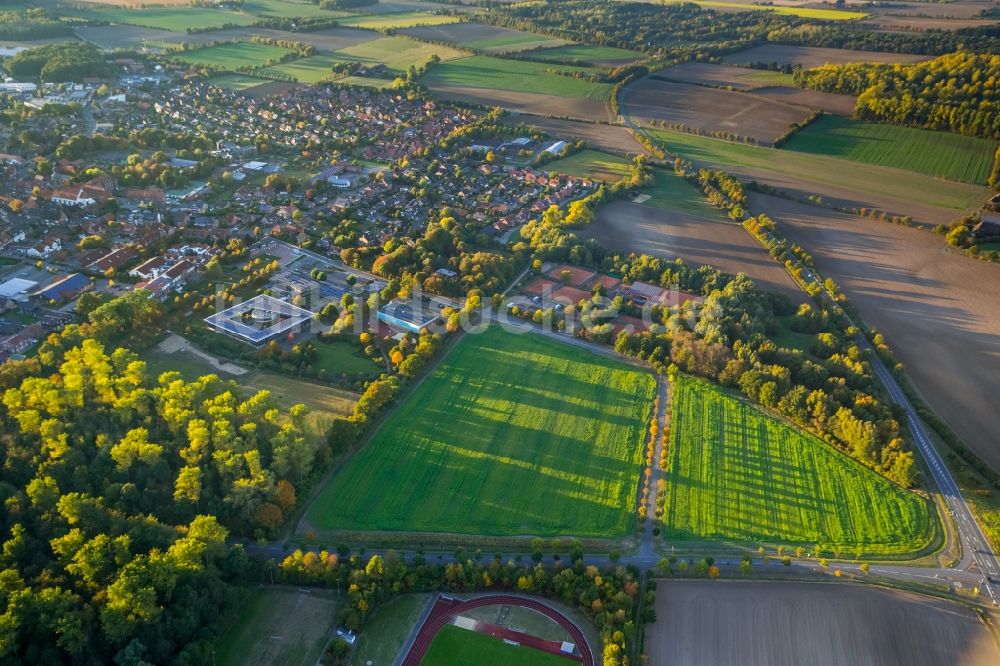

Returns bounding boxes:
[662,376,932,553]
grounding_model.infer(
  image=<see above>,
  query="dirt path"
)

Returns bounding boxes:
[157,333,248,376]
[751,193,1000,470]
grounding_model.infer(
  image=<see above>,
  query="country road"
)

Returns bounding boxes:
[616,80,1000,603]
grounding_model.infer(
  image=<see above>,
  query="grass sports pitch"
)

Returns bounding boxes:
[308,326,655,537]
[661,376,934,555]
[421,625,577,666]
[782,115,999,185]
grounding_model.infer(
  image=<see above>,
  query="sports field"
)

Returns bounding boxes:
[307,326,655,537]
[529,44,645,65]
[639,167,730,218]
[421,625,577,666]
[216,587,341,666]
[782,115,998,185]
[421,56,613,100]
[174,42,293,70]
[548,149,631,182]
[661,376,934,554]
[337,11,460,30]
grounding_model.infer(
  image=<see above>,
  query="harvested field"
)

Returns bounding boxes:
[751,192,1000,472]
[586,199,804,299]
[656,61,796,90]
[215,587,341,666]
[645,128,988,226]
[863,0,995,19]
[650,581,1000,666]
[722,44,930,68]
[623,79,814,145]
[306,325,655,537]
[155,26,376,51]
[862,15,997,31]
[750,86,856,116]
[401,22,569,53]
[74,24,175,49]
[500,115,647,155]
[427,85,612,122]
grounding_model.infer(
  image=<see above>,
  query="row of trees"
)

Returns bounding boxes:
[514,173,916,487]
[793,52,1000,138]
[277,550,650,666]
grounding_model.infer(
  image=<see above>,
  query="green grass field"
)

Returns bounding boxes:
[691,0,868,19]
[461,33,568,52]
[421,55,613,100]
[548,149,631,182]
[208,73,271,90]
[639,167,731,218]
[216,587,341,666]
[662,376,934,554]
[337,11,461,30]
[241,0,348,18]
[529,44,645,64]
[782,115,998,185]
[311,339,382,377]
[174,42,293,70]
[308,326,655,537]
[59,5,257,30]
[334,36,467,73]
[350,594,431,666]
[422,625,577,666]
[257,52,347,83]
[645,127,987,213]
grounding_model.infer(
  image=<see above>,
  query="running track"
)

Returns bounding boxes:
[399,594,595,666]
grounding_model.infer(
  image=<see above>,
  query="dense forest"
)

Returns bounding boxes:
[0,9,71,42]
[794,52,1000,139]
[5,43,114,83]
[0,292,320,663]
[484,1,1000,57]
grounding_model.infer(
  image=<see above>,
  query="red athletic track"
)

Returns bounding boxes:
[477,622,581,661]
[400,594,595,666]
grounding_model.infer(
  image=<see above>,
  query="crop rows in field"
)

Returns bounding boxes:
[307,326,655,537]
[782,115,998,185]
[421,55,614,100]
[661,376,933,554]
